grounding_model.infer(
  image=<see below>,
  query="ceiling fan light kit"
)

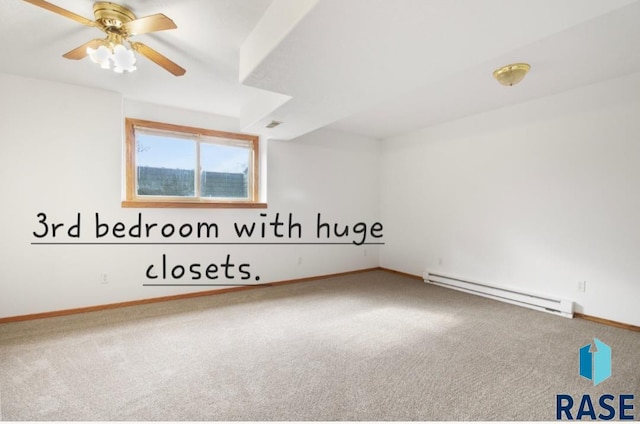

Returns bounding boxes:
[23,0,186,76]
[493,63,531,86]
[85,3,136,73]
[86,34,137,73]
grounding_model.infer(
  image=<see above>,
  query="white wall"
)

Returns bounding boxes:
[6,69,636,326]
[380,72,640,326]
[0,73,380,319]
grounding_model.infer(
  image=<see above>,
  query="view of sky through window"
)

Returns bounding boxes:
[137,134,249,173]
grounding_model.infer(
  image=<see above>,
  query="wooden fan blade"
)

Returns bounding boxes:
[130,42,186,76]
[63,39,104,60]
[23,0,96,27]
[124,13,177,35]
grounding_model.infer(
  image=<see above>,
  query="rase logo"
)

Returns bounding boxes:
[579,338,611,386]
[556,338,635,420]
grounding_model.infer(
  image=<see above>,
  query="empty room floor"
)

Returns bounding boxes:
[1,270,638,420]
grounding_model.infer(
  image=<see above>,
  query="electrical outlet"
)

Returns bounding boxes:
[101,273,109,284]
[438,258,443,266]
[577,281,586,293]
[364,249,368,257]
[297,257,302,265]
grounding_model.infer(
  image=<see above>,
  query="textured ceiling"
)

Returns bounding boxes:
[2,0,640,140]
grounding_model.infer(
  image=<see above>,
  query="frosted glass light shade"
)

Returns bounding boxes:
[87,45,111,69]
[112,44,137,73]
[86,43,136,73]
[493,63,530,86]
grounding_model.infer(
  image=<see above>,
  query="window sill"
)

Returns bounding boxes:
[121,200,268,209]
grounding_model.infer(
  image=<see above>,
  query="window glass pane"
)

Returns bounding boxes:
[125,118,259,207]
[136,134,196,197]
[200,142,250,199]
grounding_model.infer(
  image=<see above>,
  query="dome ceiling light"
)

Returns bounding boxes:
[493,63,531,87]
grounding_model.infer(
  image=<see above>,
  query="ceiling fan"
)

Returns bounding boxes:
[23,0,186,76]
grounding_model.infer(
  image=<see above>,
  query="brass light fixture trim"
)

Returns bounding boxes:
[93,2,136,34]
[493,63,531,86]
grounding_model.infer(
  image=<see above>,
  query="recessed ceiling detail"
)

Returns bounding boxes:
[241,0,639,140]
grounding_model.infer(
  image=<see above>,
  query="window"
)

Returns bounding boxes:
[123,118,265,208]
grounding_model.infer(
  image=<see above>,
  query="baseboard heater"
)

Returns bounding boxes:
[424,272,573,318]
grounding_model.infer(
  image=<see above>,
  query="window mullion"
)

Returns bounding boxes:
[195,137,201,198]
[247,148,253,201]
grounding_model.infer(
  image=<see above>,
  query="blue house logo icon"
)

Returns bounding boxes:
[579,338,611,386]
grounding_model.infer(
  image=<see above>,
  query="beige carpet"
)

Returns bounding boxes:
[0,270,638,421]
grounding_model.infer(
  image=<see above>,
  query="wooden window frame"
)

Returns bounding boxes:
[123,118,266,208]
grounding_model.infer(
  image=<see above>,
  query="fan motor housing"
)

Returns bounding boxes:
[93,2,136,33]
